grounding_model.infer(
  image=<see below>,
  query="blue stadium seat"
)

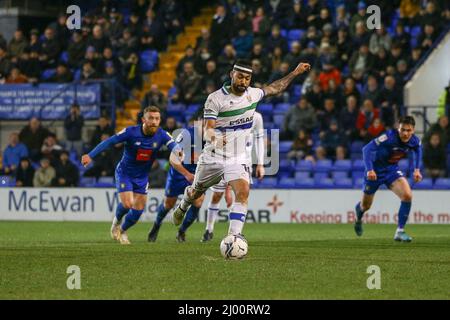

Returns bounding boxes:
[140,50,158,73]
[295,178,315,188]
[334,177,353,189]
[41,69,56,81]
[73,69,81,81]
[0,176,14,187]
[353,178,364,189]
[352,159,365,171]
[258,177,278,188]
[274,103,291,114]
[287,29,305,41]
[433,178,450,190]
[350,141,364,153]
[167,103,186,112]
[315,178,334,189]
[80,177,96,187]
[279,159,295,174]
[411,26,421,38]
[273,114,284,127]
[96,177,115,187]
[313,172,328,181]
[350,152,362,161]
[295,171,310,180]
[332,171,348,179]
[186,104,201,113]
[333,159,351,171]
[278,177,296,189]
[280,29,288,38]
[295,160,313,172]
[60,51,69,63]
[352,171,365,181]
[314,160,333,173]
[168,86,177,98]
[411,178,433,190]
[279,141,293,153]
[257,103,273,116]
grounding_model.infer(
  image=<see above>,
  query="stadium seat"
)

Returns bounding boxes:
[350,141,364,153]
[295,171,310,180]
[333,159,352,172]
[411,178,433,190]
[353,178,364,189]
[332,171,348,179]
[60,51,69,63]
[334,178,353,189]
[295,178,315,188]
[167,86,177,98]
[140,50,158,73]
[411,26,421,38]
[279,159,294,173]
[352,171,365,181]
[167,103,186,112]
[274,103,291,114]
[257,103,273,116]
[315,178,334,189]
[96,177,115,187]
[80,177,96,187]
[313,172,328,181]
[280,29,288,38]
[278,177,296,189]
[287,29,305,41]
[352,159,365,171]
[273,114,284,127]
[186,104,201,113]
[314,160,333,173]
[0,176,14,187]
[279,141,293,153]
[41,69,56,81]
[295,160,313,172]
[433,178,450,190]
[258,177,278,188]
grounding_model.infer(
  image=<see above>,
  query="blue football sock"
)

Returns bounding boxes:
[121,208,144,231]
[398,201,412,229]
[179,206,200,233]
[155,203,170,227]
[115,203,129,222]
[355,202,365,221]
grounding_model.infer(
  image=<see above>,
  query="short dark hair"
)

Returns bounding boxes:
[399,116,415,126]
[143,106,161,114]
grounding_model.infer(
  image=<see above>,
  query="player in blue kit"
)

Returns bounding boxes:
[354,116,423,242]
[81,106,182,245]
[147,123,205,243]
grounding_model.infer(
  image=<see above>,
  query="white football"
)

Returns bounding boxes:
[220,234,248,260]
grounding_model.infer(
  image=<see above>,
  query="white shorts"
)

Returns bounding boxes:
[210,166,253,193]
[193,163,250,194]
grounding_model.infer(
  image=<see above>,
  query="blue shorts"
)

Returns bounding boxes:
[165,176,191,198]
[115,166,149,195]
[362,169,405,195]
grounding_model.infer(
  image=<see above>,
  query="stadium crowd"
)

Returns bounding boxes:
[1,0,450,188]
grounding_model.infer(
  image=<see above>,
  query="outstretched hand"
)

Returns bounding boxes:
[293,62,311,76]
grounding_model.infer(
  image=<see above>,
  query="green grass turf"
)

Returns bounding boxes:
[0,221,449,299]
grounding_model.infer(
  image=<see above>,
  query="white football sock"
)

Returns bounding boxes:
[228,202,247,235]
[206,201,220,232]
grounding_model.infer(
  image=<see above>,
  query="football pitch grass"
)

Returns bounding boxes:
[0,221,449,300]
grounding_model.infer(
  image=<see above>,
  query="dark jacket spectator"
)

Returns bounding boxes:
[64,104,85,155]
[67,31,87,68]
[8,30,28,58]
[172,61,202,104]
[317,98,339,132]
[209,5,232,57]
[90,117,114,148]
[84,134,116,178]
[141,84,168,112]
[283,98,317,138]
[287,130,313,161]
[19,118,51,161]
[148,161,167,188]
[40,28,61,68]
[52,151,80,187]
[320,120,347,157]
[15,157,35,187]
[424,116,450,146]
[423,133,447,178]
[49,63,73,83]
[339,95,359,140]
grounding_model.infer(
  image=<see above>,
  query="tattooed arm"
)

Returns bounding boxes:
[262,62,311,97]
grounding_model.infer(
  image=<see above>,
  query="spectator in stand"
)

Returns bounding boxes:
[318,60,341,91]
[437,81,450,117]
[356,99,380,142]
[283,98,317,139]
[349,43,375,76]
[368,118,386,138]
[369,24,392,55]
[362,74,381,106]
[379,75,402,128]
[420,1,442,31]
[19,117,51,161]
[423,133,447,179]
[317,98,339,133]
[67,31,87,68]
[39,27,61,68]
[6,67,28,84]
[176,45,196,76]
[339,95,359,142]
[84,133,116,178]
[252,7,271,42]
[217,43,236,74]
[305,82,324,111]
[399,0,421,27]
[90,116,114,148]
[373,47,389,79]
[195,27,212,55]
[287,130,314,161]
[28,28,42,53]
[148,161,167,188]
[8,30,28,61]
[233,28,254,59]
[267,61,290,103]
[52,150,79,187]
[287,1,308,29]
[81,61,100,81]
[163,116,180,135]
[341,77,361,107]
[424,115,450,146]
[2,132,28,176]
[266,25,288,55]
[48,13,70,49]
[209,5,232,57]
[15,157,35,187]
[88,25,112,54]
[283,41,302,74]
[40,134,63,166]
[335,145,348,161]
[64,103,85,156]
[160,0,184,44]
[19,49,41,82]
[122,52,142,90]
[250,59,267,88]
[172,61,202,104]
[350,1,367,37]
[312,145,327,163]
[335,4,350,29]
[270,46,284,75]
[392,23,411,52]
[141,84,167,114]
[418,24,438,51]
[116,28,139,62]
[200,59,221,91]
[49,63,73,83]
[232,10,252,38]
[320,120,347,158]
[0,46,12,77]
[141,8,166,51]
[33,158,55,187]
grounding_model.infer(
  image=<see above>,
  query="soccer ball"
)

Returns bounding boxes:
[220,234,248,260]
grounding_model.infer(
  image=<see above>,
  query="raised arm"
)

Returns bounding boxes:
[263,62,311,97]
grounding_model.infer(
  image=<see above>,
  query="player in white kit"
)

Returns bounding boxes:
[201,111,266,242]
[172,59,311,238]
